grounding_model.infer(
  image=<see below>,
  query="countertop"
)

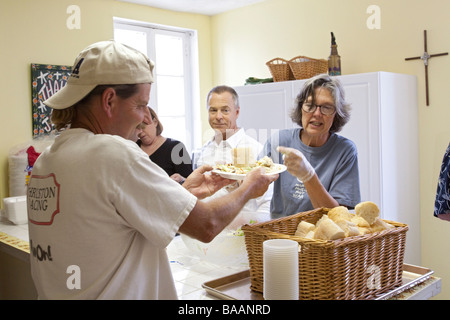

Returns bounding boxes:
[0,219,247,300]
[0,219,30,262]
[0,220,441,300]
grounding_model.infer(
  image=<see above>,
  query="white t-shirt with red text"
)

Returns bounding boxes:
[28,128,196,299]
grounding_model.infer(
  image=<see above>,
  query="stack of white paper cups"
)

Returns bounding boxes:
[263,239,299,300]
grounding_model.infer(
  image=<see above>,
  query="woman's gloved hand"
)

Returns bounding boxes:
[277,146,315,182]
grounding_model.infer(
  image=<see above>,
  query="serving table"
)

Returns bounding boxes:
[165,235,441,300]
[0,220,441,300]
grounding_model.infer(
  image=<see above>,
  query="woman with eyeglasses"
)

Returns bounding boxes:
[262,73,361,218]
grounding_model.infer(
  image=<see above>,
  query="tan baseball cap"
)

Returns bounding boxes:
[44,40,155,110]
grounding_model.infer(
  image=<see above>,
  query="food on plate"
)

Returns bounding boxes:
[215,156,281,175]
[232,147,255,167]
[256,156,274,167]
[293,201,394,240]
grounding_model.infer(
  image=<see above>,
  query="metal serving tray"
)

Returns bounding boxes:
[375,264,434,300]
[202,264,434,300]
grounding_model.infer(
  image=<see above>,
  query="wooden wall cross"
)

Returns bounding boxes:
[405,30,448,106]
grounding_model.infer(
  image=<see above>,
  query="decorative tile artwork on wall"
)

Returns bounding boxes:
[31,63,72,137]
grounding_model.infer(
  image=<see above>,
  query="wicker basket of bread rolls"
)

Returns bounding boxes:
[242,203,408,300]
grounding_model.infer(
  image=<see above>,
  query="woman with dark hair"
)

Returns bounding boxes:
[137,107,193,184]
[262,73,361,218]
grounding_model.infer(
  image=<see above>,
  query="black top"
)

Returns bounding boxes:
[138,138,193,178]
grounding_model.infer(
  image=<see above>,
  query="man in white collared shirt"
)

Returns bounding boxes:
[193,85,273,228]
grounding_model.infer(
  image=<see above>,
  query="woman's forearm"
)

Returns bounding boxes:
[303,173,339,209]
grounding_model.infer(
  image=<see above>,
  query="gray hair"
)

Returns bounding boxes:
[206,85,240,109]
[290,74,351,133]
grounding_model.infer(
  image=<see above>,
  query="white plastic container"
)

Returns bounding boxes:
[263,239,299,300]
[3,196,28,225]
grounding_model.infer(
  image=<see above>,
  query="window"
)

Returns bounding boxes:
[113,18,201,153]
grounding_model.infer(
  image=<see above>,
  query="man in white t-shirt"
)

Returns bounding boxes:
[27,41,277,299]
[193,86,273,228]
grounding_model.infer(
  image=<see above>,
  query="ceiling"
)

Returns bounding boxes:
[118,0,267,16]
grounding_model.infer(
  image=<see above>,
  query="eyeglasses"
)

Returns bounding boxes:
[302,103,336,116]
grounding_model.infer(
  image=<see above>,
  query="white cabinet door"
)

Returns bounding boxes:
[236,81,298,144]
[336,74,383,212]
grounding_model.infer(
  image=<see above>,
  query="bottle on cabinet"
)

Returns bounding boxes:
[328,32,341,76]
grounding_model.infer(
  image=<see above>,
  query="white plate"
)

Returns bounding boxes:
[212,164,286,181]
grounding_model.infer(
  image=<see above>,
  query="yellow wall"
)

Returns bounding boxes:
[0,0,212,202]
[1,0,449,299]
[211,0,450,299]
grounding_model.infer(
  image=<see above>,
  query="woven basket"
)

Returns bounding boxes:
[288,56,328,80]
[241,208,408,300]
[266,58,295,82]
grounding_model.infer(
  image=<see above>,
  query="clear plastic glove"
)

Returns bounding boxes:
[277,146,315,182]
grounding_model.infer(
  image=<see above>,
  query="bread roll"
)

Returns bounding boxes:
[313,215,345,240]
[328,206,352,222]
[370,217,394,233]
[351,215,370,228]
[305,230,315,239]
[347,225,361,237]
[295,221,316,237]
[355,201,380,225]
[336,220,360,237]
[290,201,392,241]
[358,227,372,235]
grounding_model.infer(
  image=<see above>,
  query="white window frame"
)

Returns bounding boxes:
[113,17,201,153]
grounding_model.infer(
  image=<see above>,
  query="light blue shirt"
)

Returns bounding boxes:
[262,128,361,218]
